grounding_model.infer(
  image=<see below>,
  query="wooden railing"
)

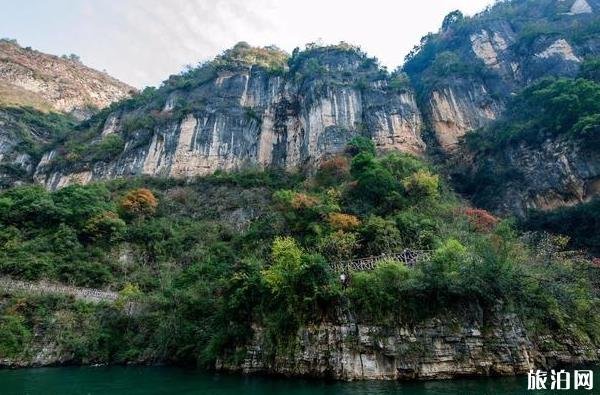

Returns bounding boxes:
[330,250,431,273]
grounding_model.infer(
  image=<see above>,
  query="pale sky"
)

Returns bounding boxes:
[0,0,496,88]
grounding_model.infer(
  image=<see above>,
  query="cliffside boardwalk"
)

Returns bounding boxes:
[329,250,431,273]
[0,277,118,304]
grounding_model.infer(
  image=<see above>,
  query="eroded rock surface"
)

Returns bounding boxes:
[218,311,598,380]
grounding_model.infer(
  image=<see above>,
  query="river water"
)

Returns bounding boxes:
[0,365,594,394]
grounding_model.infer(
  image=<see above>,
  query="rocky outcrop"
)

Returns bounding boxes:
[457,137,600,216]
[568,0,593,15]
[427,84,502,150]
[0,40,134,188]
[0,39,134,117]
[35,45,424,189]
[407,1,598,152]
[218,310,598,380]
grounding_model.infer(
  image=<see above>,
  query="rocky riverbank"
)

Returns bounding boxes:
[217,310,599,381]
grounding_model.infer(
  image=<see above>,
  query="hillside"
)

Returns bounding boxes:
[2,139,599,378]
[0,39,135,188]
[27,1,600,219]
[0,39,134,116]
[398,0,600,251]
[1,0,600,380]
[404,0,599,151]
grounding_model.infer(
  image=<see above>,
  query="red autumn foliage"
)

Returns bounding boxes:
[464,208,499,232]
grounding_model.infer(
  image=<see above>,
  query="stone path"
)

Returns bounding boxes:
[0,277,119,304]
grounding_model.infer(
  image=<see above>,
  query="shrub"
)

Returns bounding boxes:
[0,185,57,227]
[290,193,320,210]
[0,314,31,358]
[388,71,411,92]
[116,283,143,310]
[402,169,439,200]
[317,231,359,262]
[119,188,158,219]
[83,211,126,243]
[464,208,499,232]
[263,236,303,291]
[346,260,412,321]
[315,156,350,186]
[53,184,114,228]
[394,210,438,249]
[91,134,125,161]
[328,213,360,231]
[419,239,469,303]
[358,216,403,255]
[346,136,376,157]
[350,153,400,209]
[580,57,600,82]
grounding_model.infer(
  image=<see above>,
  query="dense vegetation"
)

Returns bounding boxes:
[1,138,598,365]
[0,106,78,187]
[464,74,600,152]
[523,198,600,255]
[453,61,600,250]
[0,106,77,160]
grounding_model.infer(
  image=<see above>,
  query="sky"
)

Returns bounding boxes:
[0,0,496,88]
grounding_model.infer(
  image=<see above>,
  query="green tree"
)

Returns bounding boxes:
[263,236,303,291]
[402,169,440,200]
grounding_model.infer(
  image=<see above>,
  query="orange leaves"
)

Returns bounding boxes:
[119,188,158,218]
[290,193,320,210]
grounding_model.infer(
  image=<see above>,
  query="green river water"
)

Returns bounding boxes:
[0,366,595,395]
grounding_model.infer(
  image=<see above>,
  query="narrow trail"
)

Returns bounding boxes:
[0,277,119,303]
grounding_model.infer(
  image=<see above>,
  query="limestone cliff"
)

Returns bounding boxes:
[218,309,598,380]
[402,0,600,215]
[405,0,599,151]
[35,44,424,189]
[8,0,600,217]
[453,137,600,217]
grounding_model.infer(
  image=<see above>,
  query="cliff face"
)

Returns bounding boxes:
[0,39,134,117]
[6,1,600,215]
[454,137,600,217]
[0,39,134,188]
[400,0,600,214]
[35,45,424,189]
[218,310,598,380]
[406,0,599,152]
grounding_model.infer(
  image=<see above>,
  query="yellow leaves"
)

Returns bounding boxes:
[328,212,360,231]
[402,169,440,199]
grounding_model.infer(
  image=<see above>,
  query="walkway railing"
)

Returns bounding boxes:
[0,277,118,303]
[330,249,431,273]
